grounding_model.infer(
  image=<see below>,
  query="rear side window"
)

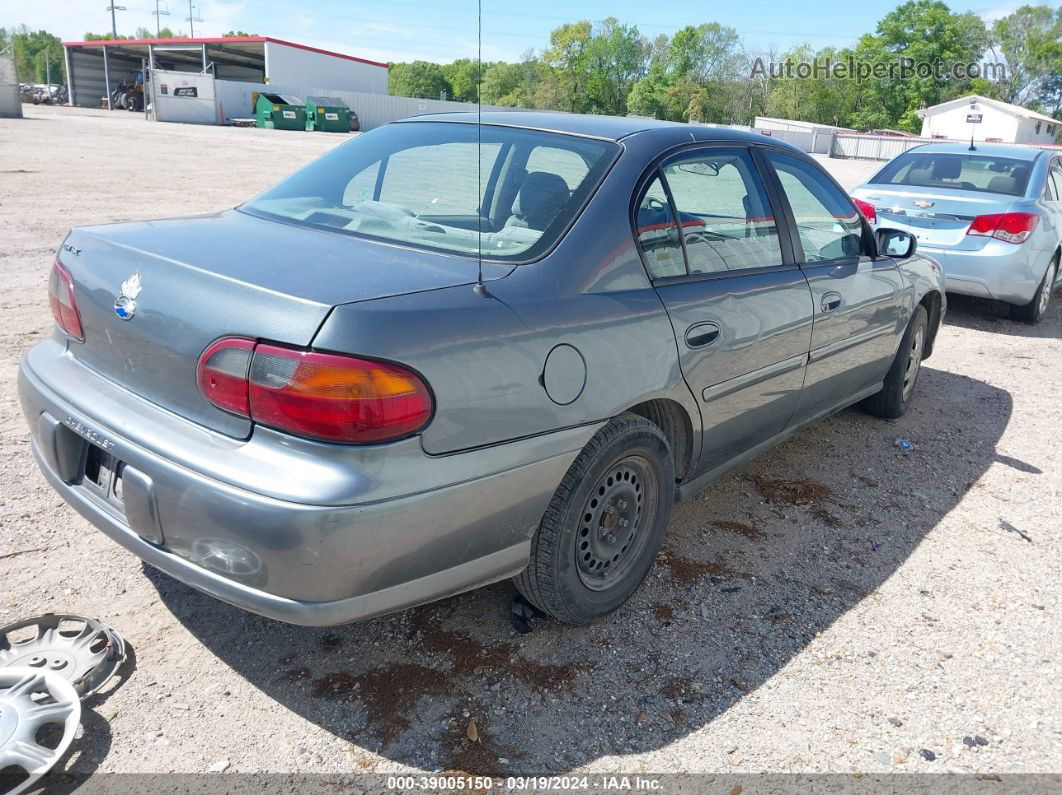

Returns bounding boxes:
[766,150,867,262]
[1047,160,1062,202]
[656,148,784,276]
[872,152,1032,197]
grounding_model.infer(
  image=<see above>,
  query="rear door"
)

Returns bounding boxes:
[761,149,905,423]
[635,145,814,477]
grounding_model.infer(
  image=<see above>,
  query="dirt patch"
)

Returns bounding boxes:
[442,716,508,778]
[810,506,842,527]
[653,603,675,622]
[754,478,833,506]
[511,657,595,690]
[314,663,448,746]
[712,520,766,540]
[410,604,515,676]
[661,553,750,585]
[661,676,693,700]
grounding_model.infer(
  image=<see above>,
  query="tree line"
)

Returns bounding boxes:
[388,1,1062,134]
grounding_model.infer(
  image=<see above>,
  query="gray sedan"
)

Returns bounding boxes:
[851,142,1062,323]
[19,112,944,625]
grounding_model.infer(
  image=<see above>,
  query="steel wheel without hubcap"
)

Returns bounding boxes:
[902,326,924,402]
[575,455,658,591]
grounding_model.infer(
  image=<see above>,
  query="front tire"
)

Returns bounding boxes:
[861,304,928,420]
[1010,256,1058,324]
[514,413,674,624]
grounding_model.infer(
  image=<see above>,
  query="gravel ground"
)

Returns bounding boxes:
[0,105,1059,781]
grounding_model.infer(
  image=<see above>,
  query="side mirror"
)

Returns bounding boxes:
[876,228,917,259]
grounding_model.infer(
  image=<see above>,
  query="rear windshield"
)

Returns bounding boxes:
[871,152,1032,197]
[242,122,618,261]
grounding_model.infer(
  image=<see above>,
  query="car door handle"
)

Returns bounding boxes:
[821,292,843,313]
[685,322,720,349]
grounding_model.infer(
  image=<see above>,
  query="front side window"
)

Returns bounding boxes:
[766,150,866,262]
[658,148,784,275]
[243,122,618,261]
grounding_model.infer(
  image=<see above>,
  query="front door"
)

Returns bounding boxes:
[762,149,906,423]
[634,146,814,477]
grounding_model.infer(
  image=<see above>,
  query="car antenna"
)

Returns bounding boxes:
[473,0,490,298]
[969,133,976,152]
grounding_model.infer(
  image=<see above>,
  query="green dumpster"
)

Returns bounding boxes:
[255,93,306,130]
[305,96,351,133]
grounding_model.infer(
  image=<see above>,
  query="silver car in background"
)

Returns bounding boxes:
[851,143,1062,323]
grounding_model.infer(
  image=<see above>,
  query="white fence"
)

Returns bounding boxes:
[213,79,514,129]
[831,133,1062,161]
[0,49,21,119]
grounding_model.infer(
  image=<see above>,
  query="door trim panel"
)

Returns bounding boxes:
[701,353,808,403]
[808,324,895,364]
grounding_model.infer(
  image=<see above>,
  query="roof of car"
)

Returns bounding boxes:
[903,142,1048,162]
[396,111,786,145]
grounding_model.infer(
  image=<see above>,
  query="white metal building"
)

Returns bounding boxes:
[61,36,388,110]
[918,95,1057,146]
[0,49,21,118]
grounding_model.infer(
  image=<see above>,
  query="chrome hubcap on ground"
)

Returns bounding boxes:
[1040,263,1056,316]
[902,327,924,402]
[0,667,81,795]
[576,456,657,590]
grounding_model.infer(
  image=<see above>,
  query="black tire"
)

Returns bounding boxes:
[861,304,928,420]
[1010,255,1058,324]
[514,413,675,624]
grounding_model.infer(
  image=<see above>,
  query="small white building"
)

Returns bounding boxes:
[918,95,1057,146]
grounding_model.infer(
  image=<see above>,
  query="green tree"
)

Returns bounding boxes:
[541,21,592,112]
[5,26,64,83]
[990,5,1062,107]
[582,18,648,116]
[223,30,257,37]
[388,60,452,99]
[441,58,482,103]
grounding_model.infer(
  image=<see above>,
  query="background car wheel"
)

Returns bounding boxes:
[861,304,928,420]
[1011,255,1058,324]
[514,412,675,624]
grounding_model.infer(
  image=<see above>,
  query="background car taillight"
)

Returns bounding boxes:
[966,212,1039,244]
[48,260,84,342]
[852,198,877,225]
[197,339,433,444]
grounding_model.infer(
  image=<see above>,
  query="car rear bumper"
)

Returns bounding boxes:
[19,338,595,626]
[919,240,1045,305]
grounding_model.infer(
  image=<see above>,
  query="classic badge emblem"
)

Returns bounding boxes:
[913,200,934,209]
[114,272,143,320]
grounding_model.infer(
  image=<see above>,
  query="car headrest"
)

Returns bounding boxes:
[511,172,571,231]
[986,175,1018,194]
[907,166,933,185]
[932,158,962,180]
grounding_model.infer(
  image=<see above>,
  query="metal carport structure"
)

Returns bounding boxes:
[61,36,387,111]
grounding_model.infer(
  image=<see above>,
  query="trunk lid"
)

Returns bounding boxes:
[59,209,489,438]
[852,183,1015,249]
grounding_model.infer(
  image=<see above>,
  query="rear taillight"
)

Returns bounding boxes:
[48,260,84,342]
[967,212,1039,244]
[852,198,877,225]
[196,338,433,444]
[197,338,255,416]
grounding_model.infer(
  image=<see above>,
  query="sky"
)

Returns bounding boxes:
[2,0,1029,64]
